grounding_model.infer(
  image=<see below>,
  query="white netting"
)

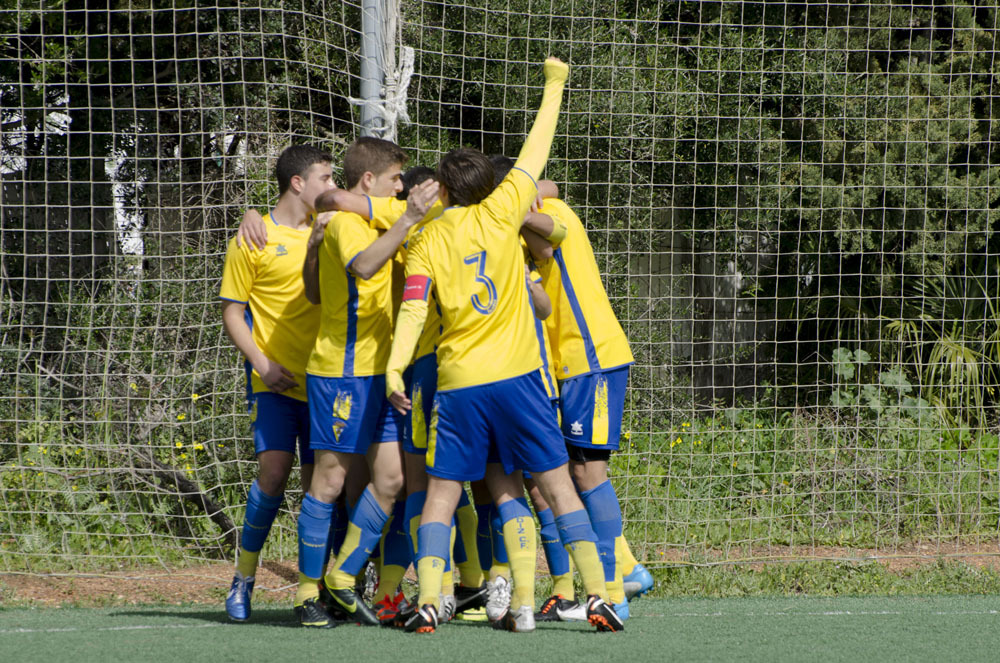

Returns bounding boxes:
[2,1,999,574]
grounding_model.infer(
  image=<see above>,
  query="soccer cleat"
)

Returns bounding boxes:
[613,600,630,621]
[317,578,349,621]
[225,571,254,622]
[535,594,578,622]
[403,603,439,634]
[454,582,488,614]
[323,585,381,626]
[295,597,335,629]
[485,575,511,622]
[374,592,405,625]
[439,594,457,623]
[492,605,535,633]
[555,600,588,622]
[623,563,654,600]
[585,595,625,633]
[455,606,488,622]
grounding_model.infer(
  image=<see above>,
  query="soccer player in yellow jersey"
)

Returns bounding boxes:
[291,138,439,628]
[219,145,335,622]
[385,57,623,635]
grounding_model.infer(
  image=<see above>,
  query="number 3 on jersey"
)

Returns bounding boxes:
[464,250,497,315]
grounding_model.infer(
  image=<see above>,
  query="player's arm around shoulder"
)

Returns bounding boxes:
[236,208,268,250]
[348,179,439,280]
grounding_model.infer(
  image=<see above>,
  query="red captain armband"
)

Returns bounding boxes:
[402,275,432,302]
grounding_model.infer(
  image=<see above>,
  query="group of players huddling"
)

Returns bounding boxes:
[219,58,653,634]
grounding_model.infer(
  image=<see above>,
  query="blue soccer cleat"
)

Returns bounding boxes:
[613,600,630,621]
[225,571,255,622]
[623,563,654,600]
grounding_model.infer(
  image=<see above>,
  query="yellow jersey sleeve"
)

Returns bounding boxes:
[220,236,258,304]
[331,212,374,270]
[480,167,538,231]
[369,196,445,231]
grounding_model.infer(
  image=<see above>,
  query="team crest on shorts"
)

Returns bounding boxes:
[570,420,584,436]
[331,391,353,441]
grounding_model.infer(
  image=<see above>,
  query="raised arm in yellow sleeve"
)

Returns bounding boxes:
[385,298,429,413]
[513,57,569,181]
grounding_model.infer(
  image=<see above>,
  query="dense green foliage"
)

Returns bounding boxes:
[1,1,999,569]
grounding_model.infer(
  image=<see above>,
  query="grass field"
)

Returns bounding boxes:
[3,596,1000,662]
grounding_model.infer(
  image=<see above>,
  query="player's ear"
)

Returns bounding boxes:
[289,173,305,194]
[360,170,376,191]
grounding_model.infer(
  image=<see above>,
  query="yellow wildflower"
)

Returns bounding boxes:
[191,393,200,401]
[193,443,204,451]
[176,413,186,421]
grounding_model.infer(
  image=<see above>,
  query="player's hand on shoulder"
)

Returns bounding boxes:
[256,357,299,393]
[236,209,268,250]
[402,179,440,225]
[308,212,333,250]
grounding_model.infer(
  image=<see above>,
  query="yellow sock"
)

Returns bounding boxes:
[235,548,259,578]
[441,568,454,596]
[408,511,421,558]
[490,561,510,581]
[326,523,363,589]
[376,564,405,600]
[617,535,639,575]
[566,540,607,601]
[608,570,626,604]
[502,515,537,611]
[455,501,484,588]
[552,567,575,599]
[417,556,446,609]
[295,572,320,605]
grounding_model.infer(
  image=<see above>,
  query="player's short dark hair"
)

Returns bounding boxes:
[342,137,408,189]
[436,148,495,207]
[488,154,515,188]
[275,145,333,195]
[397,165,436,201]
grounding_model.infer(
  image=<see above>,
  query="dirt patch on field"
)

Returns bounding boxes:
[4,543,1000,607]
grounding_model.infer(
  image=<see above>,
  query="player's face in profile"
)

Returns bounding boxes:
[299,161,336,211]
[369,163,404,198]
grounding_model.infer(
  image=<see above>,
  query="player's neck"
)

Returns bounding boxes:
[271,196,312,230]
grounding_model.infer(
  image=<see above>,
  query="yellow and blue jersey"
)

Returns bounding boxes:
[219,212,318,402]
[536,198,634,380]
[403,167,542,391]
[306,199,405,378]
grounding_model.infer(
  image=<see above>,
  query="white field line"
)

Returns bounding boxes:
[0,622,224,635]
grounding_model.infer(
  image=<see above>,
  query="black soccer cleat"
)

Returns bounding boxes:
[295,597,335,629]
[534,594,579,622]
[585,595,625,633]
[322,585,381,626]
[454,582,488,614]
[404,603,439,634]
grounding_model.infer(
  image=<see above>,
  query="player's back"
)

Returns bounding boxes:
[407,173,542,391]
[538,198,634,380]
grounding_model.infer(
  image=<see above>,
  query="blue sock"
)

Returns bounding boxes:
[241,480,283,553]
[555,509,598,545]
[404,490,426,557]
[338,487,391,576]
[579,480,623,582]
[416,521,452,562]
[497,498,532,523]
[475,504,493,572]
[489,503,509,564]
[537,507,570,576]
[298,494,333,579]
[322,510,339,571]
[382,500,410,568]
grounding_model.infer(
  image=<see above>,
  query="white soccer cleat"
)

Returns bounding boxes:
[485,575,512,622]
[492,604,535,633]
[438,593,457,623]
[555,599,589,622]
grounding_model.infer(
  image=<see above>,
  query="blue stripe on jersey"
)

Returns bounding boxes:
[344,270,359,377]
[243,306,255,411]
[511,166,538,189]
[553,247,601,373]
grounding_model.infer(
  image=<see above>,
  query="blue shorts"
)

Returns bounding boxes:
[402,354,437,456]
[522,401,560,481]
[559,365,629,451]
[307,374,402,454]
[427,371,566,481]
[251,392,314,464]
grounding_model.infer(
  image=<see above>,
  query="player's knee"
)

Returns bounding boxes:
[372,470,405,502]
[310,469,345,503]
[257,469,289,496]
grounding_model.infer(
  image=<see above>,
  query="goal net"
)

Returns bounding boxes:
[2,1,999,575]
